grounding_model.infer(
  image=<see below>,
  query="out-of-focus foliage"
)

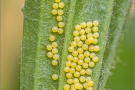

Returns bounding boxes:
[105,4,134,90]
[1,0,24,90]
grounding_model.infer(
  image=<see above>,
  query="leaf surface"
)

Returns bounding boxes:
[21,0,130,90]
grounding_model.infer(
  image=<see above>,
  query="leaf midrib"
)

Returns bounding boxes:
[58,0,77,90]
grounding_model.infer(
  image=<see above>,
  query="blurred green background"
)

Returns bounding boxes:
[105,8,134,90]
[1,0,134,90]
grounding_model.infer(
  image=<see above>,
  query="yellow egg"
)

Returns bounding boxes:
[84,57,91,63]
[47,52,53,58]
[52,26,58,32]
[92,56,99,62]
[94,46,100,52]
[74,36,80,42]
[53,54,59,60]
[89,45,94,52]
[71,62,76,68]
[85,28,91,33]
[87,87,93,90]
[52,60,58,66]
[79,29,85,35]
[58,28,64,34]
[89,61,95,67]
[52,74,59,80]
[58,22,64,28]
[58,9,64,15]
[85,39,90,45]
[79,76,86,82]
[56,15,63,21]
[93,39,98,44]
[49,35,56,42]
[74,72,80,77]
[58,2,65,8]
[85,68,92,75]
[64,66,70,72]
[82,44,88,50]
[80,22,87,28]
[80,35,86,41]
[52,9,57,15]
[68,46,74,52]
[87,21,92,27]
[77,41,83,47]
[84,51,90,57]
[78,54,84,60]
[76,65,82,71]
[64,84,70,90]
[73,30,79,36]
[52,48,58,54]
[79,83,83,89]
[52,42,58,48]
[78,60,84,65]
[77,48,83,54]
[66,73,72,79]
[90,53,96,58]
[70,68,75,73]
[86,77,92,82]
[67,54,73,61]
[73,57,78,62]
[80,69,86,75]
[52,3,58,9]
[70,88,75,90]
[87,33,93,38]
[66,61,72,67]
[46,45,52,51]
[82,63,88,69]
[92,27,98,32]
[71,41,77,47]
[74,83,82,89]
[67,79,73,84]
[75,25,81,30]
[72,51,78,57]
[83,83,88,89]
[93,20,99,26]
[87,37,94,43]
[55,0,61,2]
[73,78,79,84]
[87,81,94,86]
[93,32,99,38]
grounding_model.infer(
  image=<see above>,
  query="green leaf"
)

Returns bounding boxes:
[58,0,115,90]
[21,0,70,90]
[97,0,131,90]
[21,0,130,90]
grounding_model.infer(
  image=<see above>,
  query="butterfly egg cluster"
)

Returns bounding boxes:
[63,20,100,90]
[52,0,65,34]
[46,0,65,81]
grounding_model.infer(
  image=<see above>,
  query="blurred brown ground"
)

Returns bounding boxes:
[0,0,134,90]
[1,0,24,90]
